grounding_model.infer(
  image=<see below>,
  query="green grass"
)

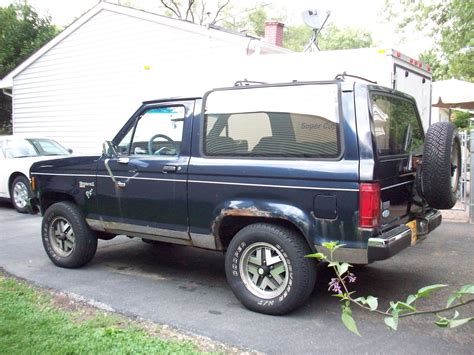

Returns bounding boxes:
[0,276,197,354]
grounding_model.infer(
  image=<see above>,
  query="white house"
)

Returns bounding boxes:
[0,2,289,154]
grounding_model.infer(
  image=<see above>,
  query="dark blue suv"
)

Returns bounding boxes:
[30,80,460,314]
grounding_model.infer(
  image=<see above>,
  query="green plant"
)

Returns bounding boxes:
[307,242,474,336]
[452,110,472,130]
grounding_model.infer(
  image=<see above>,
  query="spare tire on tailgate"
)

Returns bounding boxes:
[421,122,461,209]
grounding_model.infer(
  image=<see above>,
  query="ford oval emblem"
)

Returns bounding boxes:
[382,209,390,218]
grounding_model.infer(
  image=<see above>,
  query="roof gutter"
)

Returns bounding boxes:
[2,88,12,97]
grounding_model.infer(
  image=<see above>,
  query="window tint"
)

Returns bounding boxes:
[371,94,424,156]
[204,84,340,158]
[118,106,185,156]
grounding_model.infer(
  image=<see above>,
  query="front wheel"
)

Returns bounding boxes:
[10,175,32,213]
[225,223,316,315]
[42,202,97,268]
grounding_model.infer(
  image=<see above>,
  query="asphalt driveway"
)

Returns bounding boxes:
[0,201,473,354]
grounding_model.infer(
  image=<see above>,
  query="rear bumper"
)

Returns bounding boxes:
[316,209,442,264]
[367,225,412,262]
[417,209,442,236]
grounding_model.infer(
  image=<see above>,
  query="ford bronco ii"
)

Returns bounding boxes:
[29,80,460,314]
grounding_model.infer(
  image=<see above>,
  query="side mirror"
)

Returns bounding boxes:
[102,141,118,158]
[67,148,73,154]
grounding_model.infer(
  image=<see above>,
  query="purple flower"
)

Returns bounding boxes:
[328,278,342,294]
[347,273,357,283]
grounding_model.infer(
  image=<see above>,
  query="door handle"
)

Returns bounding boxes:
[117,157,130,164]
[162,165,179,173]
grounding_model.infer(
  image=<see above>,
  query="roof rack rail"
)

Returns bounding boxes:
[234,79,267,87]
[334,72,377,84]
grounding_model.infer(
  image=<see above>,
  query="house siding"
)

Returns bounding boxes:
[12,9,256,153]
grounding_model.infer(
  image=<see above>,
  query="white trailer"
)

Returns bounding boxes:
[142,48,433,131]
[239,48,433,132]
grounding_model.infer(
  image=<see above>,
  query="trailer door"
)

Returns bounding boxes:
[394,65,432,132]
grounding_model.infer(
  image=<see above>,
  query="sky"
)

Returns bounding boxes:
[0,0,432,57]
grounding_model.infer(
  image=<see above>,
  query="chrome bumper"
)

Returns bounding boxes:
[417,209,442,236]
[367,225,412,262]
[316,209,442,264]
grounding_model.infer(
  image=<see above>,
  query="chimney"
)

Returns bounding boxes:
[264,20,284,47]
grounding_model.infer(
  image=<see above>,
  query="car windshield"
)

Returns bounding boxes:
[4,139,69,158]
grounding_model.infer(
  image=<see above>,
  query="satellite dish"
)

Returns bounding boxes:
[301,9,331,52]
[302,9,331,30]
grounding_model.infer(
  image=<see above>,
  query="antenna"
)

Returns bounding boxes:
[302,9,331,52]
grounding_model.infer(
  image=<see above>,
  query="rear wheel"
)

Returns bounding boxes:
[421,122,461,209]
[10,175,32,213]
[225,223,316,315]
[42,202,97,268]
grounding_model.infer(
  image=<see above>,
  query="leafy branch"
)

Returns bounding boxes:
[307,242,474,336]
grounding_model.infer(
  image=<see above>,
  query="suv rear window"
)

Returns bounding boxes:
[203,84,340,158]
[371,93,424,156]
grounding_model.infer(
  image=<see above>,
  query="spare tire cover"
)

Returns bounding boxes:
[421,122,461,209]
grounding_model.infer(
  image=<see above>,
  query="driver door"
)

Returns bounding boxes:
[95,101,193,240]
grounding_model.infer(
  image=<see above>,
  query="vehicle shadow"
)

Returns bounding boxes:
[91,236,437,319]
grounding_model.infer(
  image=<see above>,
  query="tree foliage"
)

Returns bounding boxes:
[220,4,374,52]
[0,2,58,78]
[318,24,374,51]
[283,25,313,52]
[159,0,231,25]
[283,23,374,52]
[0,2,58,135]
[220,4,281,38]
[385,0,473,81]
[452,110,472,129]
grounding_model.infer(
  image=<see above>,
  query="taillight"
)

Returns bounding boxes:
[359,183,381,228]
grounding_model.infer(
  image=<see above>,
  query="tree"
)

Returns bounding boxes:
[0,2,58,134]
[0,3,58,78]
[419,50,450,81]
[283,25,313,52]
[452,110,472,130]
[283,23,374,52]
[220,4,280,38]
[220,4,374,52]
[158,0,231,25]
[384,0,473,81]
[318,24,374,51]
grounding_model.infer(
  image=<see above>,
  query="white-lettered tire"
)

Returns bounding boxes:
[10,175,32,213]
[42,202,97,268]
[225,223,317,315]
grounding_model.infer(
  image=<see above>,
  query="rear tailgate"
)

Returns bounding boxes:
[370,91,425,233]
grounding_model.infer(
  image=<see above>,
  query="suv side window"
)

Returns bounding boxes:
[371,94,424,156]
[117,106,185,156]
[204,84,340,158]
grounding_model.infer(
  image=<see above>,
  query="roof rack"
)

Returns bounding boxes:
[334,72,377,84]
[234,79,267,87]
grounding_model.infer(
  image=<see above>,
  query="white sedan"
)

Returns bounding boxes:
[0,136,71,213]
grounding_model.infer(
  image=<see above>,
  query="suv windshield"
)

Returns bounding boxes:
[371,93,424,156]
[4,139,69,158]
